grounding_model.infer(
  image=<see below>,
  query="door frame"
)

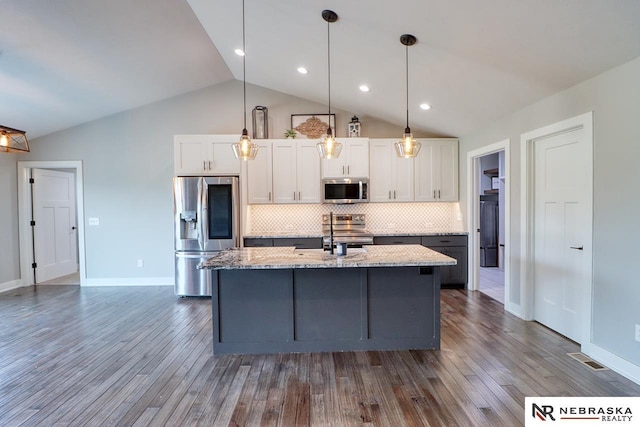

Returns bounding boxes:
[519,112,593,343]
[17,161,86,286]
[466,139,513,313]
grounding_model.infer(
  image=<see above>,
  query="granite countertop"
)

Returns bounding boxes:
[243,230,468,239]
[198,244,456,270]
[243,231,324,239]
[369,229,468,236]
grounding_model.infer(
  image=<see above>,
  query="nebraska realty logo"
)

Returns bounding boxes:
[525,397,639,426]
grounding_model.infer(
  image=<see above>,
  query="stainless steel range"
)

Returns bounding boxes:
[322,213,373,250]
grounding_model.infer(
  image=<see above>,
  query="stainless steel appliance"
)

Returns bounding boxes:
[479,194,499,267]
[173,176,239,296]
[322,213,373,250]
[322,178,369,204]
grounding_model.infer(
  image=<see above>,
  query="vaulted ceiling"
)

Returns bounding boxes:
[2,0,640,139]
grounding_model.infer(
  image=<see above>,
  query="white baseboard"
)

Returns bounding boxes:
[582,342,640,386]
[83,277,173,287]
[0,279,24,293]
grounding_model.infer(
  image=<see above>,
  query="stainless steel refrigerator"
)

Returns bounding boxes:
[173,176,239,296]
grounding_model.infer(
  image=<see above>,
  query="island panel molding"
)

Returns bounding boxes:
[201,245,453,354]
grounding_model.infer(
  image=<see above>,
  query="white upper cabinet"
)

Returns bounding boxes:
[174,135,240,175]
[369,139,414,202]
[414,138,459,201]
[321,138,369,178]
[251,139,320,204]
[245,140,273,204]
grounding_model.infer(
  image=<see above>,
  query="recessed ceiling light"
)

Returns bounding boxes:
[234,48,245,56]
[420,103,432,110]
[297,67,308,74]
[359,85,370,92]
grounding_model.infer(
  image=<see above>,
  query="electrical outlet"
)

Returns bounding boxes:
[137,259,144,268]
[635,324,640,342]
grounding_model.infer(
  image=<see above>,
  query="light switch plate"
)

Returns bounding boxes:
[88,217,100,226]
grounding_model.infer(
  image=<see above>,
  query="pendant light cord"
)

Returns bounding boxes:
[242,0,247,131]
[327,18,331,118]
[405,43,409,130]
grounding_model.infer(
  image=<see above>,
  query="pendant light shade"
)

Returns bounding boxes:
[0,125,30,153]
[316,10,342,159]
[394,34,421,158]
[231,0,259,161]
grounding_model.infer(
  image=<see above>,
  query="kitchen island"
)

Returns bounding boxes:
[199,244,456,354]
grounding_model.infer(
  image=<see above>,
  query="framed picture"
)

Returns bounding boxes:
[291,114,336,139]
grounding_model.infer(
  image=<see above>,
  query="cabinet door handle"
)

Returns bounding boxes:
[347,165,350,174]
[389,190,391,199]
[208,160,212,170]
[298,191,301,200]
[438,190,441,199]
[268,192,271,201]
[293,191,296,200]
[394,190,396,199]
[203,161,206,170]
[342,166,345,175]
[433,190,436,198]
[570,246,584,250]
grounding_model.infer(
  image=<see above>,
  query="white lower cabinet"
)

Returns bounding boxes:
[414,138,459,201]
[369,139,414,202]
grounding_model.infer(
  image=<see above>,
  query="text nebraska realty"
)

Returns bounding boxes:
[559,406,632,422]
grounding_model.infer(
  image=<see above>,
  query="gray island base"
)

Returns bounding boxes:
[199,245,456,355]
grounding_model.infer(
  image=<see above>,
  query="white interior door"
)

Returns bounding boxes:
[33,169,78,283]
[533,127,591,343]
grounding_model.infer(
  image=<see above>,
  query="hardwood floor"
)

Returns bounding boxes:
[0,285,638,426]
[479,267,504,304]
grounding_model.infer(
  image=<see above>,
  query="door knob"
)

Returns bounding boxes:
[71,226,77,230]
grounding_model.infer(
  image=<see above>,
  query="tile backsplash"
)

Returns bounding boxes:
[247,202,463,233]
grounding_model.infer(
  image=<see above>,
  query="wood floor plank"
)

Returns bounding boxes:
[1,285,639,426]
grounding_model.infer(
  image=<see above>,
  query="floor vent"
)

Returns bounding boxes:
[567,352,609,371]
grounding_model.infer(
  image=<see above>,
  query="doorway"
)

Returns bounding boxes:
[467,140,512,312]
[477,152,505,303]
[520,112,593,344]
[18,161,86,287]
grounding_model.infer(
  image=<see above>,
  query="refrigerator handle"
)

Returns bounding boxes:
[198,178,208,250]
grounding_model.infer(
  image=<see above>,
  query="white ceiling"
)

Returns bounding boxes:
[2,1,640,139]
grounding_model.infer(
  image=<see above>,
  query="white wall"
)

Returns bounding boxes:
[459,55,640,368]
[4,80,412,283]
[0,154,20,286]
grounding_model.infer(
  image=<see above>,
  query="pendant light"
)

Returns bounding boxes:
[0,125,30,153]
[316,10,342,159]
[394,34,421,158]
[231,0,259,161]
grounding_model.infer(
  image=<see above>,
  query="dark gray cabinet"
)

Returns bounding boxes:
[244,237,323,249]
[421,235,468,288]
[373,235,422,245]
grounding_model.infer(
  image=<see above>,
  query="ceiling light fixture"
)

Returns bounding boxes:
[394,34,421,158]
[359,85,370,92]
[420,103,432,110]
[316,9,342,159]
[234,48,245,56]
[0,125,30,153]
[231,0,258,161]
[297,67,308,74]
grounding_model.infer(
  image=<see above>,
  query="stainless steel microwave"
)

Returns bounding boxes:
[322,178,369,204]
